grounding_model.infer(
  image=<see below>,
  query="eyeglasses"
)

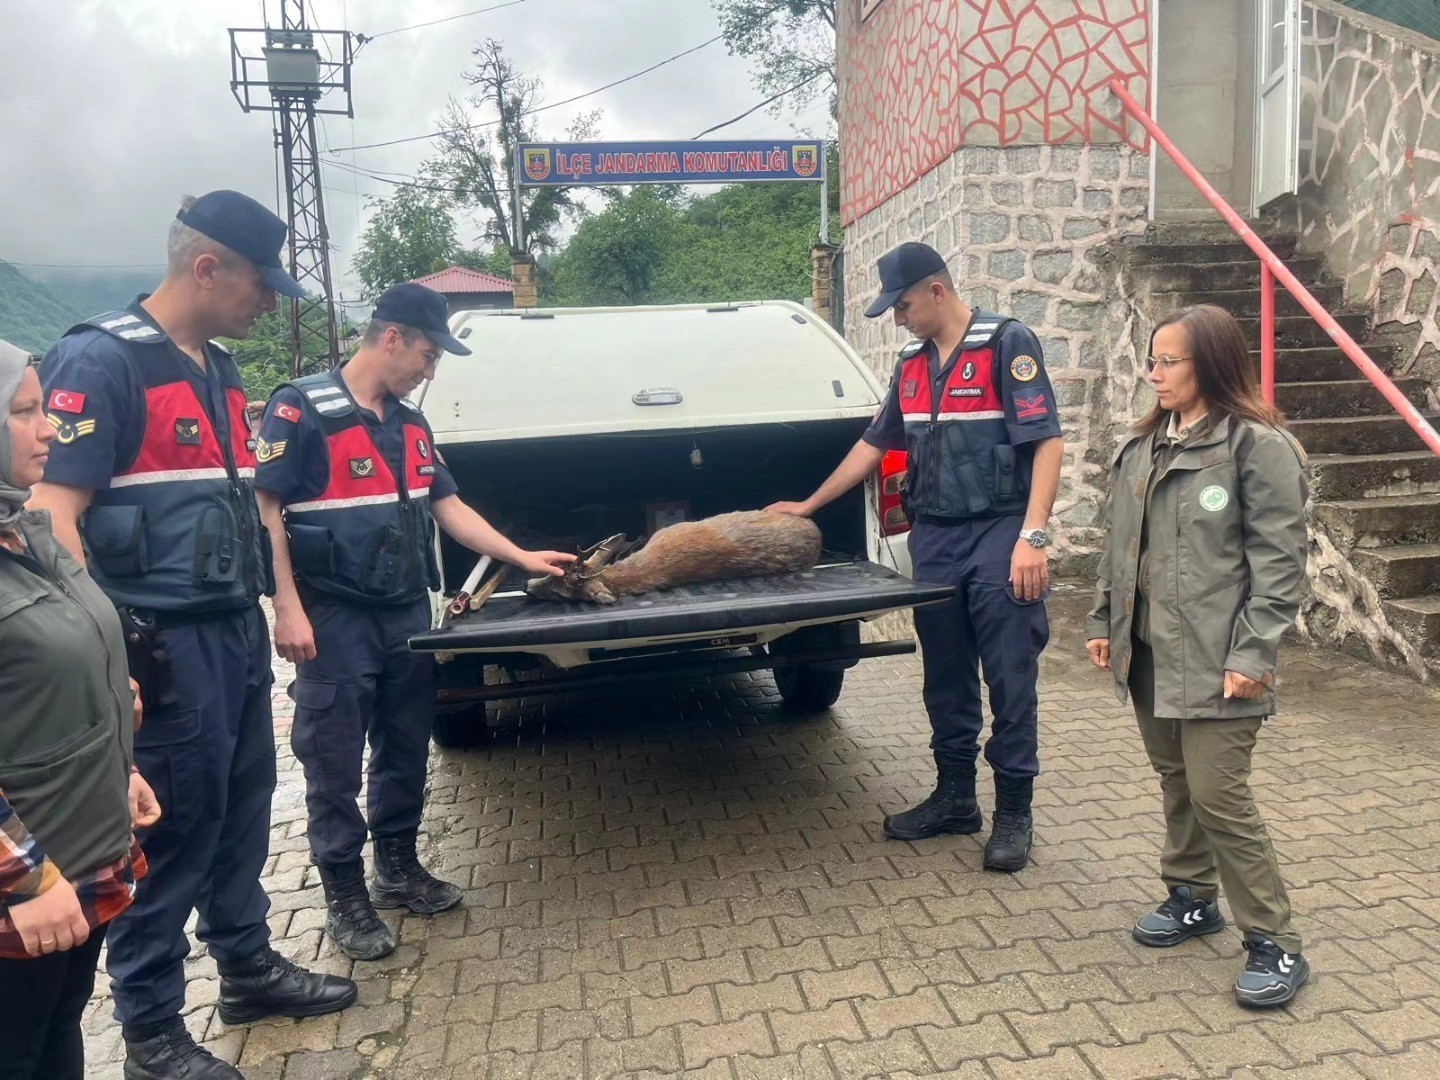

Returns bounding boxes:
[1145,354,1190,372]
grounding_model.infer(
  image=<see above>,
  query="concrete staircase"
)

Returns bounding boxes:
[1125,222,1440,678]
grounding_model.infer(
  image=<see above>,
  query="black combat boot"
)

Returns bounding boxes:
[882,759,983,841]
[215,946,357,1026]
[319,860,396,960]
[371,831,463,914]
[123,1018,242,1079]
[983,775,1034,872]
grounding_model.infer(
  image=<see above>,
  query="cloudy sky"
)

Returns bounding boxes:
[2,0,832,304]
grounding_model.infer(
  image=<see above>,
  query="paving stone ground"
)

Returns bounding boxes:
[82,585,1440,1079]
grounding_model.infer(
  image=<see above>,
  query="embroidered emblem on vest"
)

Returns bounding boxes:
[47,414,97,444]
[416,438,430,459]
[1010,355,1038,382]
[901,379,918,399]
[961,361,976,381]
[350,457,375,478]
[948,387,984,398]
[175,419,201,445]
[417,464,436,476]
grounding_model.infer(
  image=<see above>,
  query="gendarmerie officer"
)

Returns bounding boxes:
[254,283,573,960]
[30,191,356,1080]
[768,241,1063,871]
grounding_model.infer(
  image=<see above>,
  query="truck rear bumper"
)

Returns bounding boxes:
[410,561,953,666]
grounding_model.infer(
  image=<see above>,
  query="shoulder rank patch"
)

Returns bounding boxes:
[256,437,287,463]
[47,413,97,445]
[1012,390,1050,422]
[1010,355,1039,382]
[175,419,201,445]
[349,457,375,479]
[274,402,302,424]
[899,339,926,359]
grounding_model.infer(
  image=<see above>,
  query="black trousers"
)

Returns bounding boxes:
[0,925,108,1080]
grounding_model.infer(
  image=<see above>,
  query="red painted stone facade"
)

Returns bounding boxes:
[839,0,1151,224]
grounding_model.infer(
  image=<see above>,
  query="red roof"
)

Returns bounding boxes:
[410,266,513,295]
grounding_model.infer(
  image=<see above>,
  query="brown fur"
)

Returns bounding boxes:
[526,510,823,604]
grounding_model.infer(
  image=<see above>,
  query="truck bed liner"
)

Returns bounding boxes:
[410,561,952,653]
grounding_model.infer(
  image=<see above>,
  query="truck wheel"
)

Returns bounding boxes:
[432,706,487,749]
[775,665,845,711]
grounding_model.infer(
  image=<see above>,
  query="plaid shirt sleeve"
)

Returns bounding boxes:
[0,786,61,904]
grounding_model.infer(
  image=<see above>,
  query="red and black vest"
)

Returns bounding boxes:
[75,311,273,613]
[895,312,1030,521]
[280,372,440,604]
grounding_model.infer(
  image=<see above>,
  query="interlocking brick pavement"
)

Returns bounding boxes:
[81,585,1440,1078]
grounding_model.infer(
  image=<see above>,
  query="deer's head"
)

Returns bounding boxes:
[525,533,626,604]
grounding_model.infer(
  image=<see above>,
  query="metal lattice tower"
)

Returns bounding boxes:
[229,3,354,375]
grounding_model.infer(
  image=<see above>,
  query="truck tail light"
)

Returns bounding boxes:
[876,450,909,536]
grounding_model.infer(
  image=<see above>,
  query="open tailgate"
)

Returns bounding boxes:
[410,560,952,654]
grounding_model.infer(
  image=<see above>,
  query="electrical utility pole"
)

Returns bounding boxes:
[229,3,354,375]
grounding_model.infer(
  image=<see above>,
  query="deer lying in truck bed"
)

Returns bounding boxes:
[526,510,822,604]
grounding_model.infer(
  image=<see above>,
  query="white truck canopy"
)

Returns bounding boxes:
[418,300,884,442]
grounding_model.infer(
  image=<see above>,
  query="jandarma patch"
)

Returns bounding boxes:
[1010,355,1038,382]
[1199,485,1229,512]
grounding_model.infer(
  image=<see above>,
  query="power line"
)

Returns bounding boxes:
[322,155,519,197]
[691,70,828,139]
[4,260,166,271]
[357,0,529,44]
[326,35,723,153]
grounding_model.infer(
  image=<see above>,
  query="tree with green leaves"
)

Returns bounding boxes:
[713,0,837,118]
[224,307,351,401]
[352,185,462,301]
[426,39,599,255]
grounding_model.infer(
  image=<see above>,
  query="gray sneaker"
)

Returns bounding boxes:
[1132,885,1226,947]
[1235,935,1309,1008]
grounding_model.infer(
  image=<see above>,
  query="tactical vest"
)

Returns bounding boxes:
[896,312,1031,521]
[74,311,273,613]
[280,372,440,604]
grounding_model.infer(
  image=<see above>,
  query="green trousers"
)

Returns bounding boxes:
[1129,639,1301,953]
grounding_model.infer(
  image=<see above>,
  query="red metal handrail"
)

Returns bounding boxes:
[1109,78,1440,458]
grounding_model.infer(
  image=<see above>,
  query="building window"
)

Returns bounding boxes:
[861,0,885,20]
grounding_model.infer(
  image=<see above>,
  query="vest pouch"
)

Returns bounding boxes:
[286,523,337,579]
[85,504,151,578]
[993,444,1018,503]
[193,502,241,588]
[361,521,408,596]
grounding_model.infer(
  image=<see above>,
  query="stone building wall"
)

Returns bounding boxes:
[842,143,1152,575]
[836,1,1155,576]
[1283,0,1440,397]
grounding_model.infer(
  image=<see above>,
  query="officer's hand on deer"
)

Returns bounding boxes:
[1010,541,1049,601]
[764,500,813,517]
[1086,638,1110,671]
[517,550,576,578]
[273,601,317,663]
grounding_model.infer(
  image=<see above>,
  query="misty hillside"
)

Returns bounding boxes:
[0,262,83,354]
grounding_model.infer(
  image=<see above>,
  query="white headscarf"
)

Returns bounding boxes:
[0,339,38,532]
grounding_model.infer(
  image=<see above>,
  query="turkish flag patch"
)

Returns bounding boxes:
[274,402,302,424]
[48,390,86,414]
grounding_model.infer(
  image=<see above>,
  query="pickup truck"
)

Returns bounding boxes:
[411,300,954,747]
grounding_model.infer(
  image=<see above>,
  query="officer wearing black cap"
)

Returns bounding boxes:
[32,190,356,1080]
[769,241,1063,871]
[253,282,574,960]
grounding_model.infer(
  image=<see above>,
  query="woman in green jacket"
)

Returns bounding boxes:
[0,339,160,1078]
[1086,305,1310,1007]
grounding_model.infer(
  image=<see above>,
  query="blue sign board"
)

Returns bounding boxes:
[515,139,826,187]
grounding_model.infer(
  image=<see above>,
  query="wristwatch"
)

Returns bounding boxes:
[1019,528,1051,549]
